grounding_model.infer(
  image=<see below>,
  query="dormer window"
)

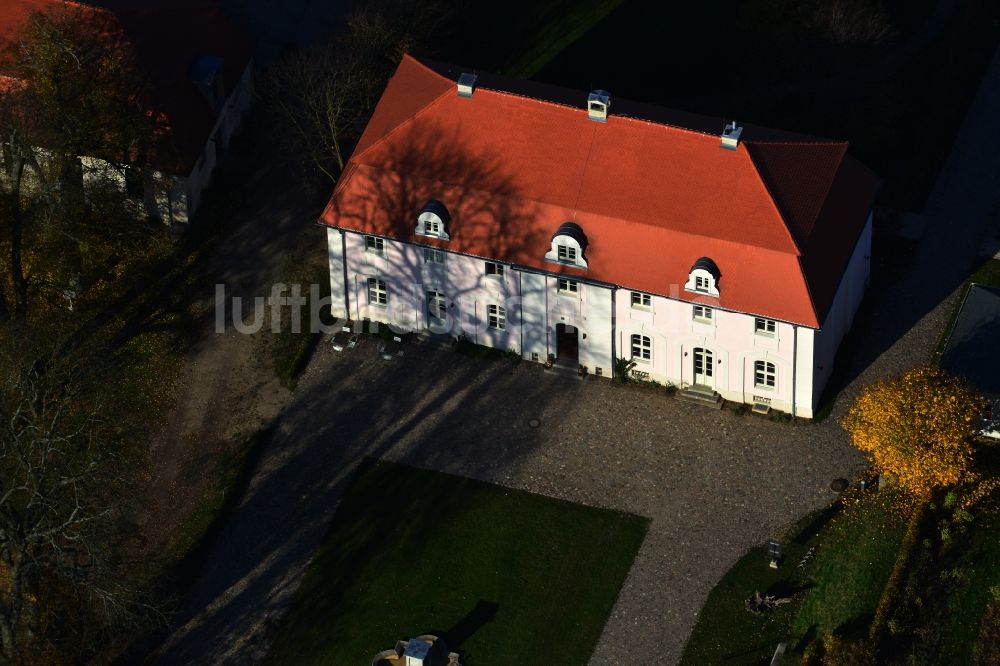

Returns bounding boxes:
[545,222,589,269]
[685,257,721,297]
[416,199,451,240]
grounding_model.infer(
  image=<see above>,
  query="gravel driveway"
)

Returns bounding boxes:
[157,343,863,665]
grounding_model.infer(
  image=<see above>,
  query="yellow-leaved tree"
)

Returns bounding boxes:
[841,366,985,498]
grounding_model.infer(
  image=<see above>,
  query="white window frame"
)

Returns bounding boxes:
[423,247,445,264]
[364,235,384,255]
[487,304,506,330]
[754,360,776,389]
[693,305,713,322]
[630,334,651,362]
[367,277,387,306]
[754,317,776,336]
[556,245,577,264]
[631,292,652,309]
[485,262,504,278]
[557,278,578,295]
[427,290,446,319]
[424,218,441,236]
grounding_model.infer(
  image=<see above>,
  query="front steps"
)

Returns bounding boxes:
[679,385,725,410]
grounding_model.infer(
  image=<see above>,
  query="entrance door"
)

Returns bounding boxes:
[427,290,446,326]
[556,323,578,361]
[693,347,714,387]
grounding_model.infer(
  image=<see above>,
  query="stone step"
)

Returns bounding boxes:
[543,363,586,380]
[678,387,725,409]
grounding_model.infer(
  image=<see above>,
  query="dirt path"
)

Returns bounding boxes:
[130,114,329,567]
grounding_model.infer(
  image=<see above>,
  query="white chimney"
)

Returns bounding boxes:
[721,121,743,150]
[457,72,477,98]
[587,90,610,122]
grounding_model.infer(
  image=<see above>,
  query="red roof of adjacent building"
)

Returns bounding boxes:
[320,55,880,328]
[0,0,251,174]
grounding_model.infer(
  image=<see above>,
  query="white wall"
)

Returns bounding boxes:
[334,230,617,374]
[614,291,804,413]
[811,211,873,414]
[329,213,874,417]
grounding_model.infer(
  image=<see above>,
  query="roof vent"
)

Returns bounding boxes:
[457,72,477,98]
[587,90,610,122]
[721,121,742,150]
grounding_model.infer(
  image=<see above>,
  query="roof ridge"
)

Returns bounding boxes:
[349,55,455,165]
[744,144,805,255]
[476,83,750,143]
[744,141,850,251]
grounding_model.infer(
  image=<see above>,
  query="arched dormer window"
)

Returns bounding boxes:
[545,222,588,269]
[416,200,450,240]
[685,257,720,297]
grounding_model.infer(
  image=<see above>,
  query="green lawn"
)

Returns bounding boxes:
[680,489,908,664]
[934,510,1000,664]
[266,460,649,666]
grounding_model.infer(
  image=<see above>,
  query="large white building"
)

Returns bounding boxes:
[320,56,880,418]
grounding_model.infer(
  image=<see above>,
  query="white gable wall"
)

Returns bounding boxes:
[811,211,873,414]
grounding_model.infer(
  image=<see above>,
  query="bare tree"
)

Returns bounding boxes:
[0,341,161,661]
[260,0,455,181]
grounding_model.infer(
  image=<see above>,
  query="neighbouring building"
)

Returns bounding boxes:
[320,56,880,418]
[940,283,1000,439]
[0,0,254,224]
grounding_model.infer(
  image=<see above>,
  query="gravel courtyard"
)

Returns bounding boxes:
[158,341,863,665]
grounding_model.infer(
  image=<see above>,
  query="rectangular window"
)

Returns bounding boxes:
[427,290,446,319]
[630,334,651,362]
[557,278,578,295]
[693,305,713,321]
[631,292,651,308]
[423,247,445,264]
[557,245,577,263]
[424,218,440,235]
[365,236,384,254]
[754,360,776,388]
[694,275,710,292]
[754,317,776,335]
[487,304,506,330]
[367,277,387,306]
[485,262,504,278]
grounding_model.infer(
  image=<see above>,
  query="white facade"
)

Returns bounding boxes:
[326,210,873,418]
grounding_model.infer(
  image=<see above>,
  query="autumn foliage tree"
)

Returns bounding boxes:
[0,4,159,324]
[841,366,986,498]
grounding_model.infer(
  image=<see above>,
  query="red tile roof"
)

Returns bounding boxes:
[320,56,880,328]
[0,0,252,174]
